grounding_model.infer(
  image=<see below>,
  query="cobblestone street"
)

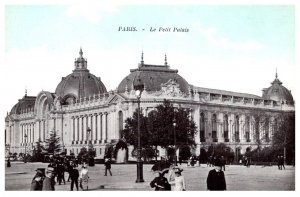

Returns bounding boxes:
[5,162,295,191]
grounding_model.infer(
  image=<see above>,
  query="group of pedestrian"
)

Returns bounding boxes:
[277,155,285,170]
[30,160,89,191]
[150,165,186,191]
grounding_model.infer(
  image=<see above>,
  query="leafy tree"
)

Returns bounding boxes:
[78,147,88,160]
[179,145,192,161]
[32,138,44,162]
[272,113,295,164]
[43,130,61,155]
[122,99,197,160]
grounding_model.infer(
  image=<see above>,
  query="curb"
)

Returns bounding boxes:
[6,172,27,175]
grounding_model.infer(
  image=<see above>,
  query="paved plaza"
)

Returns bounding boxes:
[5,161,295,191]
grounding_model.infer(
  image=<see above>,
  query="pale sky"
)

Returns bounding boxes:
[1,2,297,124]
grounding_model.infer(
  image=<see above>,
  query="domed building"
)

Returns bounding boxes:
[117,53,189,95]
[55,48,107,105]
[5,49,295,160]
[262,72,294,105]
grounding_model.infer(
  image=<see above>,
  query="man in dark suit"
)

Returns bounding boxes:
[206,158,226,191]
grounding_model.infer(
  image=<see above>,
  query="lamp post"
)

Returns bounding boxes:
[134,77,144,183]
[87,127,91,144]
[173,118,177,166]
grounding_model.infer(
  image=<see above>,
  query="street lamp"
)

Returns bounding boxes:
[173,117,177,166]
[134,77,144,183]
[87,127,91,144]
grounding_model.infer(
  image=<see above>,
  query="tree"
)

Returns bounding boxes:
[43,130,61,155]
[32,138,44,162]
[122,99,197,160]
[272,113,295,164]
[78,147,88,161]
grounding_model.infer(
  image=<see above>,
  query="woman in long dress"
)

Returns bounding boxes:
[170,168,186,191]
[79,162,89,191]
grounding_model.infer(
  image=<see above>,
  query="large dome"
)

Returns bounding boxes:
[262,73,294,104]
[117,55,189,94]
[55,49,107,104]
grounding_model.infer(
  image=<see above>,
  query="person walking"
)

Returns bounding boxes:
[206,159,226,191]
[150,172,171,191]
[246,157,251,168]
[42,167,55,191]
[30,169,44,191]
[70,165,79,191]
[220,156,226,171]
[169,168,186,191]
[79,161,89,191]
[167,164,176,190]
[280,156,285,170]
[104,158,112,176]
[7,158,11,167]
[277,155,281,170]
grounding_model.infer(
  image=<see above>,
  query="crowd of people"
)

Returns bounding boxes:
[7,152,289,191]
[30,157,90,191]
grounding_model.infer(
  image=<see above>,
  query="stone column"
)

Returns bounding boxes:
[83,116,87,142]
[102,113,106,142]
[97,113,102,143]
[218,113,224,142]
[106,113,110,141]
[75,116,80,143]
[79,116,83,142]
[229,114,234,143]
[93,114,97,142]
[71,117,74,142]
[193,107,200,145]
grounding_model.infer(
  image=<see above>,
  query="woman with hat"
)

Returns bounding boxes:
[42,167,56,191]
[30,169,44,191]
[206,158,227,191]
[169,168,186,191]
[79,161,89,191]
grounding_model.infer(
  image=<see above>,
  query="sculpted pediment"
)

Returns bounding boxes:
[159,79,186,97]
[107,93,127,104]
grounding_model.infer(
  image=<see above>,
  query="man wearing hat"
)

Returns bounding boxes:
[30,169,45,191]
[206,158,226,191]
[42,167,55,191]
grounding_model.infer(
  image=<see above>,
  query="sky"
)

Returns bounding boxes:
[2,4,296,112]
[0,0,299,194]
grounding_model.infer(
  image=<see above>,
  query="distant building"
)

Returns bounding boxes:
[4,49,295,158]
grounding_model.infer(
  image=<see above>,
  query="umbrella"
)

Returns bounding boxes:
[151,160,172,174]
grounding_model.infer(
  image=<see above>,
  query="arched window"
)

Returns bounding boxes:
[245,117,250,142]
[118,111,123,139]
[235,115,240,142]
[212,114,217,141]
[255,117,260,143]
[264,118,270,142]
[224,115,229,141]
[200,113,205,142]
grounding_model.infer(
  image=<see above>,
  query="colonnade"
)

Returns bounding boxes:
[71,112,109,144]
[196,111,277,144]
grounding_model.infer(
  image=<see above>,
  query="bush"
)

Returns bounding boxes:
[179,145,191,161]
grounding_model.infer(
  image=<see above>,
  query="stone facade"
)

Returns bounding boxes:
[4,49,295,158]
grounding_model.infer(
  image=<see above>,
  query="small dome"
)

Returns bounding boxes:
[117,54,189,94]
[10,94,36,115]
[55,49,107,104]
[262,72,294,104]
